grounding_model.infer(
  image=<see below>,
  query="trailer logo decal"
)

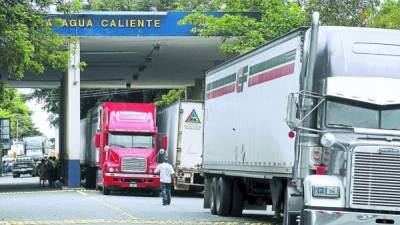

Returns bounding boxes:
[185,109,201,123]
[236,66,248,93]
[247,50,296,87]
[184,109,202,130]
[205,73,236,100]
[206,50,296,99]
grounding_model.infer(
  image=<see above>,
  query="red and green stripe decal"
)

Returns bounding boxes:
[206,49,296,100]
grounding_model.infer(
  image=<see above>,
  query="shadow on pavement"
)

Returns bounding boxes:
[0,174,60,193]
[172,190,203,198]
[84,187,204,198]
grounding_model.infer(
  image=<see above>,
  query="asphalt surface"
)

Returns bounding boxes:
[0,175,280,225]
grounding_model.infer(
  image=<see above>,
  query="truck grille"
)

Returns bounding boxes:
[121,157,147,172]
[351,149,400,210]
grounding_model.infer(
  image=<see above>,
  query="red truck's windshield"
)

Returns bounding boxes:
[108,133,154,149]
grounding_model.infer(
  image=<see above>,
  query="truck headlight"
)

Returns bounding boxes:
[109,167,115,173]
[321,133,335,147]
[312,186,340,198]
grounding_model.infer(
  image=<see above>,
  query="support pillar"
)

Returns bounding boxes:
[63,40,81,187]
[59,79,66,181]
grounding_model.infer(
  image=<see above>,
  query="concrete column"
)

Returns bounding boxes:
[59,79,66,181]
[63,40,81,187]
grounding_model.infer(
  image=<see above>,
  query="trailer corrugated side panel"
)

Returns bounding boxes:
[80,119,87,165]
[203,29,305,178]
[85,106,101,167]
[157,102,180,166]
[179,102,204,169]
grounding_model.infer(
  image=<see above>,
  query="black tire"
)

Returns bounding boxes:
[86,167,97,188]
[203,176,211,208]
[210,177,218,215]
[13,173,19,178]
[230,179,244,217]
[103,185,110,195]
[216,176,232,216]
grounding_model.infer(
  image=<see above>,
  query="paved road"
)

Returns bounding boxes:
[0,175,280,225]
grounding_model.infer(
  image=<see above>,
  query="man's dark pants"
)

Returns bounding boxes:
[160,182,171,205]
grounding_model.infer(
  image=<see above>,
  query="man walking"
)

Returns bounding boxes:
[155,157,174,206]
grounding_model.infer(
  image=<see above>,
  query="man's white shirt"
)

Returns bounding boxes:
[155,163,175,183]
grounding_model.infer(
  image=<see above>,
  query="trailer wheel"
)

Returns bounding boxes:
[103,185,110,195]
[210,177,218,215]
[13,173,20,178]
[203,176,211,208]
[230,179,244,217]
[216,176,232,216]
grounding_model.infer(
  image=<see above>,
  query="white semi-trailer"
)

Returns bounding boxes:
[203,13,400,225]
[157,101,204,191]
[23,136,47,160]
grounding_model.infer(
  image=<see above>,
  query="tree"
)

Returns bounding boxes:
[0,0,71,80]
[302,0,380,27]
[154,89,185,107]
[0,84,42,138]
[367,0,400,29]
[179,0,305,54]
[86,0,215,11]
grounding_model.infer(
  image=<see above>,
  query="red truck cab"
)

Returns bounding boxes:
[94,103,164,195]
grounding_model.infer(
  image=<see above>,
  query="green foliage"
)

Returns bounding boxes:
[0,84,42,138]
[0,0,70,80]
[367,0,400,29]
[155,89,185,108]
[302,0,380,26]
[180,0,304,54]
[88,0,215,11]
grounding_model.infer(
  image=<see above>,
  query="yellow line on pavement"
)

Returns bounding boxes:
[75,190,137,220]
[79,189,100,193]
[5,219,274,225]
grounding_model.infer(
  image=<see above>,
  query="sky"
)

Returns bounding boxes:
[18,89,56,139]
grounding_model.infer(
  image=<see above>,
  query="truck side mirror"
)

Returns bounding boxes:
[162,135,168,150]
[286,93,301,129]
[94,132,100,148]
